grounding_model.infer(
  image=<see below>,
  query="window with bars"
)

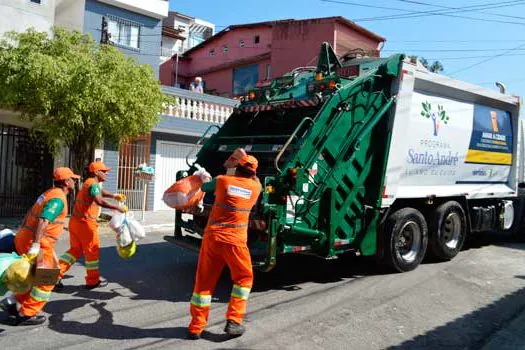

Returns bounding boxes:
[107,16,141,49]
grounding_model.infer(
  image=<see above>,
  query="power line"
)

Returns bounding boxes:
[449,42,525,75]
[321,0,525,26]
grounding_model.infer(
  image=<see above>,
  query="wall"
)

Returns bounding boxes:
[334,22,381,56]
[270,19,336,77]
[55,0,86,31]
[0,0,55,36]
[97,0,168,19]
[84,0,163,78]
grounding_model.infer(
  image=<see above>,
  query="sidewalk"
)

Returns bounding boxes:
[0,210,176,236]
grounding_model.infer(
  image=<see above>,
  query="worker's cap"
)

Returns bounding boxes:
[53,167,80,181]
[89,161,112,173]
[238,155,258,173]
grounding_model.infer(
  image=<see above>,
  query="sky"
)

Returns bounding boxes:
[169,0,525,102]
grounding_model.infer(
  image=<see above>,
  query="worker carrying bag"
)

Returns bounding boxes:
[162,168,211,211]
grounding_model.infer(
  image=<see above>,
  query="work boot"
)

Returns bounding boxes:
[224,320,245,337]
[85,280,101,290]
[0,298,17,317]
[55,279,64,289]
[187,331,201,340]
[14,314,47,326]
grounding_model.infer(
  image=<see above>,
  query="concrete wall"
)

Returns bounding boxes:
[55,0,86,31]
[0,0,55,36]
[84,0,162,78]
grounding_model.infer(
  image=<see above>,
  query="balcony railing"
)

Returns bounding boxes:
[161,86,238,125]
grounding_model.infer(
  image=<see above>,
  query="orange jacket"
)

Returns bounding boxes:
[72,178,100,221]
[21,188,67,240]
[205,175,261,246]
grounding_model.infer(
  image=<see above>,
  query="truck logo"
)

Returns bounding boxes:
[421,101,450,136]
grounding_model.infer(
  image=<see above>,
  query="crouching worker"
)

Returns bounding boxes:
[0,167,79,325]
[57,161,127,290]
[188,154,262,339]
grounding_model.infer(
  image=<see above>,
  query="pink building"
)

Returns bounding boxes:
[160,16,385,97]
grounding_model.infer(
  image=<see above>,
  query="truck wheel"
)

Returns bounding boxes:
[384,208,428,272]
[428,201,467,261]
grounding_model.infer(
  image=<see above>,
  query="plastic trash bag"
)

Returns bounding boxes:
[0,229,15,253]
[1,253,33,295]
[109,211,133,247]
[162,168,211,210]
[127,216,146,242]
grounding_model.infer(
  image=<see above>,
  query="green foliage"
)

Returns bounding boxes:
[0,27,167,172]
[421,101,449,124]
[409,55,444,73]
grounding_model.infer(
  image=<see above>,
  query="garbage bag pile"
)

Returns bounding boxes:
[109,211,146,260]
[162,168,212,211]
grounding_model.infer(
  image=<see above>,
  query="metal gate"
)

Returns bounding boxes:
[117,139,149,210]
[0,123,54,217]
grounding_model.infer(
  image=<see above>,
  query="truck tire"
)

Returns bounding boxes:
[428,201,467,261]
[383,208,428,272]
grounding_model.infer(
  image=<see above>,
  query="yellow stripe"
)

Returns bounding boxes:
[30,287,51,302]
[466,150,512,165]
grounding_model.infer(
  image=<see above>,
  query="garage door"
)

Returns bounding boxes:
[154,141,200,211]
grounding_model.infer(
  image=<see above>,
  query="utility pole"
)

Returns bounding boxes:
[174,53,179,87]
[101,16,109,44]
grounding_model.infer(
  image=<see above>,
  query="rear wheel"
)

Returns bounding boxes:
[428,201,467,261]
[383,208,428,272]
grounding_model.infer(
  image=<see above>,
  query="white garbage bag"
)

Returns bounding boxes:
[127,216,146,241]
[109,211,133,247]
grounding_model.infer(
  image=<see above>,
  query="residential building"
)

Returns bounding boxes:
[160,16,385,97]
[0,0,56,36]
[160,12,215,76]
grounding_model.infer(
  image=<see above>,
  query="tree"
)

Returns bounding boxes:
[0,27,167,174]
[409,56,444,73]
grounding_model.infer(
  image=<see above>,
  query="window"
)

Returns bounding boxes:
[266,64,271,80]
[107,16,140,49]
[223,45,229,53]
[209,49,215,56]
[239,40,245,48]
[233,64,259,95]
[254,35,260,44]
[30,0,42,3]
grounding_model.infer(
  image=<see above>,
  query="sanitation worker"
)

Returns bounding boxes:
[56,161,127,290]
[0,167,79,326]
[188,154,262,339]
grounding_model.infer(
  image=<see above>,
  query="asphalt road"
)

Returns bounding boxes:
[1,230,525,349]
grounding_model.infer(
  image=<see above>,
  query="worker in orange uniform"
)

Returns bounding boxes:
[0,167,79,326]
[56,161,126,290]
[188,154,262,339]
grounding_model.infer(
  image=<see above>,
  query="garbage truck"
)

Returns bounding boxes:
[165,42,524,272]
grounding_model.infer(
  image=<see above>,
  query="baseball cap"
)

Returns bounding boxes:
[53,167,80,181]
[89,161,111,173]
[238,155,258,173]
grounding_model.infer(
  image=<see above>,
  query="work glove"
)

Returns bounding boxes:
[27,242,40,259]
[120,205,129,213]
[114,194,127,202]
[194,168,212,183]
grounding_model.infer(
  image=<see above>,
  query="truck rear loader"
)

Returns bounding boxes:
[165,43,524,273]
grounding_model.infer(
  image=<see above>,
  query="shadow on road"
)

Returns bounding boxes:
[388,281,525,349]
[46,300,188,340]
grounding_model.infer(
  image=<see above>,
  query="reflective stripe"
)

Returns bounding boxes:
[85,260,99,270]
[190,292,212,307]
[231,285,250,300]
[213,202,252,213]
[30,287,51,302]
[60,253,76,265]
[209,221,248,228]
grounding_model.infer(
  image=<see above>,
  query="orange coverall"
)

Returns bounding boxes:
[58,178,101,286]
[15,188,67,317]
[189,174,261,335]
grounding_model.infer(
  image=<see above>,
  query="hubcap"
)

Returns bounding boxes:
[442,212,462,249]
[395,221,421,263]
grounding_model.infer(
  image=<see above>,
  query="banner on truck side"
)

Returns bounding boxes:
[394,91,513,186]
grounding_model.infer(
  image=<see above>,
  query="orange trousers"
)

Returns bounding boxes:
[58,218,100,286]
[15,230,57,317]
[188,236,253,334]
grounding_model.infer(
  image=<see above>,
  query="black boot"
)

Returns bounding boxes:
[0,298,17,317]
[224,320,246,336]
[187,331,201,340]
[55,279,64,289]
[14,314,47,326]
